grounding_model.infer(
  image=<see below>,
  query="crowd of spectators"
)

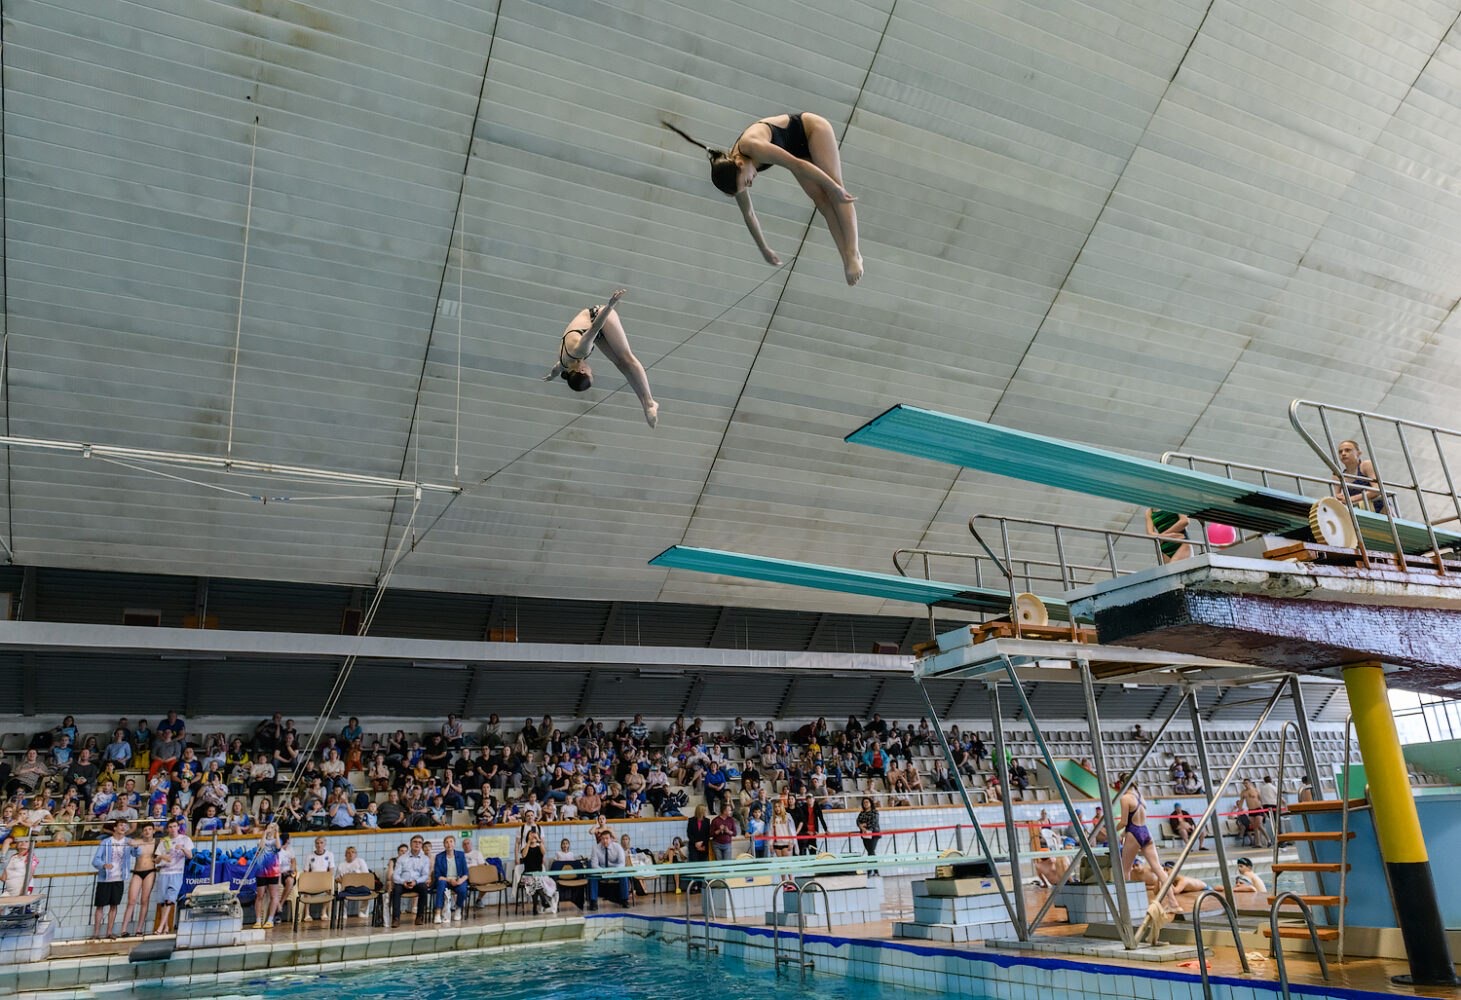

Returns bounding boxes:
[0,710,1030,851]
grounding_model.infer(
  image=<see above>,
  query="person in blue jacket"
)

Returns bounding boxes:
[91,820,139,939]
[433,834,470,921]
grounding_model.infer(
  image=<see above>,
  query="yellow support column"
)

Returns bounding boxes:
[1343,661,1457,985]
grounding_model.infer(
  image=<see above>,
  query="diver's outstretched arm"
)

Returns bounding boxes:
[735,192,781,266]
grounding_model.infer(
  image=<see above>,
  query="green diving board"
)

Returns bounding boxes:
[650,545,1071,618]
[846,405,1461,555]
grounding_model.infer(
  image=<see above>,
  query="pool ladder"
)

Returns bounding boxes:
[1191,889,1250,1000]
[1270,892,1330,1000]
[772,879,832,982]
[685,878,735,958]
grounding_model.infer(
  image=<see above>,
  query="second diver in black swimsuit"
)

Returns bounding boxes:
[664,113,863,286]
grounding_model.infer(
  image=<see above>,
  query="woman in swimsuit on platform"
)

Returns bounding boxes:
[543,288,659,428]
[664,113,863,285]
[121,822,158,937]
[1115,775,1174,909]
[1331,439,1386,513]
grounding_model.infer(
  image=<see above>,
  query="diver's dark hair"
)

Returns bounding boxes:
[663,120,738,196]
[564,369,592,393]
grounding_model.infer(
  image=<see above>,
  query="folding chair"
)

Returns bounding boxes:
[467,863,508,918]
[332,872,378,928]
[292,871,334,932]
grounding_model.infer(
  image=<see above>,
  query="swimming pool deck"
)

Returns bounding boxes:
[8,884,1456,998]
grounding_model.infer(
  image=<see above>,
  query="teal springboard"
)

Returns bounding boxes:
[649,545,1070,617]
[847,405,1461,555]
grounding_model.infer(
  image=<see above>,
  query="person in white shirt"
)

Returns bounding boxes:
[1,839,37,897]
[337,845,372,918]
[152,819,193,934]
[302,836,335,921]
[461,837,486,868]
[391,836,430,925]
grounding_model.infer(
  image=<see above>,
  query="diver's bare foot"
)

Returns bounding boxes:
[644,401,659,429]
[845,257,863,286]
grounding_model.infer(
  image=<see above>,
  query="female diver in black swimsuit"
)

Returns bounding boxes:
[543,288,659,429]
[664,113,863,286]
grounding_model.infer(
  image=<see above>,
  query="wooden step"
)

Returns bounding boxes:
[1286,799,1366,814]
[1270,895,1344,907]
[1263,925,1341,941]
[1273,862,1348,874]
[1277,831,1353,843]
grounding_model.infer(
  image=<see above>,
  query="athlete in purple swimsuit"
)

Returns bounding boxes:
[1117,777,1175,910]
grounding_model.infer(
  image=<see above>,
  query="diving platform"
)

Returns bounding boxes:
[1066,553,1461,695]
[846,404,1461,555]
[650,545,1072,618]
[916,627,1277,685]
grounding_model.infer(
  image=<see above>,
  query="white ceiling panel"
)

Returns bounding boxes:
[2,0,1461,617]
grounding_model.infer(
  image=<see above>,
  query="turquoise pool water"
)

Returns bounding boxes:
[131,937,957,999]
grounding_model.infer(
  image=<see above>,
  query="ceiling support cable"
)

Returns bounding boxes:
[225,116,260,457]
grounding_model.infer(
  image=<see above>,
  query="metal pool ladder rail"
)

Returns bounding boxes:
[1191,889,1251,1000]
[1270,891,1331,1000]
[685,878,736,957]
[772,879,833,981]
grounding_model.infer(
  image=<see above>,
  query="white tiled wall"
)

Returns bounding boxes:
[29,795,1208,941]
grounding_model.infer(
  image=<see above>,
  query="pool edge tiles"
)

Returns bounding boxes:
[605,914,1418,1000]
[0,918,588,998]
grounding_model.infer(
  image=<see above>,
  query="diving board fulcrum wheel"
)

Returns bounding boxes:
[1013,592,1050,627]
[1309,497,1358,548]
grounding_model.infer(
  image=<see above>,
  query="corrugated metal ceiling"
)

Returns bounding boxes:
[3,0,1460,620]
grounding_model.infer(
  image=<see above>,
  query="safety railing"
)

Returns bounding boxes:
[966,514,1217,639]
[1290,399,1461,572]
[1270,891,1330,1000]
[1159,451,1396,549]
[1192,888,1251,1000]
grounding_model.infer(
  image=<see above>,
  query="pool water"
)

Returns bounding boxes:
[129,936,959,999]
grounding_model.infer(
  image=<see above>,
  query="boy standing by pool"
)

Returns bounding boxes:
[91,821,137,939]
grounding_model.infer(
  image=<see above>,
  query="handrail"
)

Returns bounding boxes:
[771,879,794,973]
[967,513,1214,639]
[701,877,734,955]
[1192,888,1251,1000]
[684,878,701,957]
[795,880,834,981]
[1272,720,1304,876]
[1270,891,1330,1000]
[1338,715,1358,964]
